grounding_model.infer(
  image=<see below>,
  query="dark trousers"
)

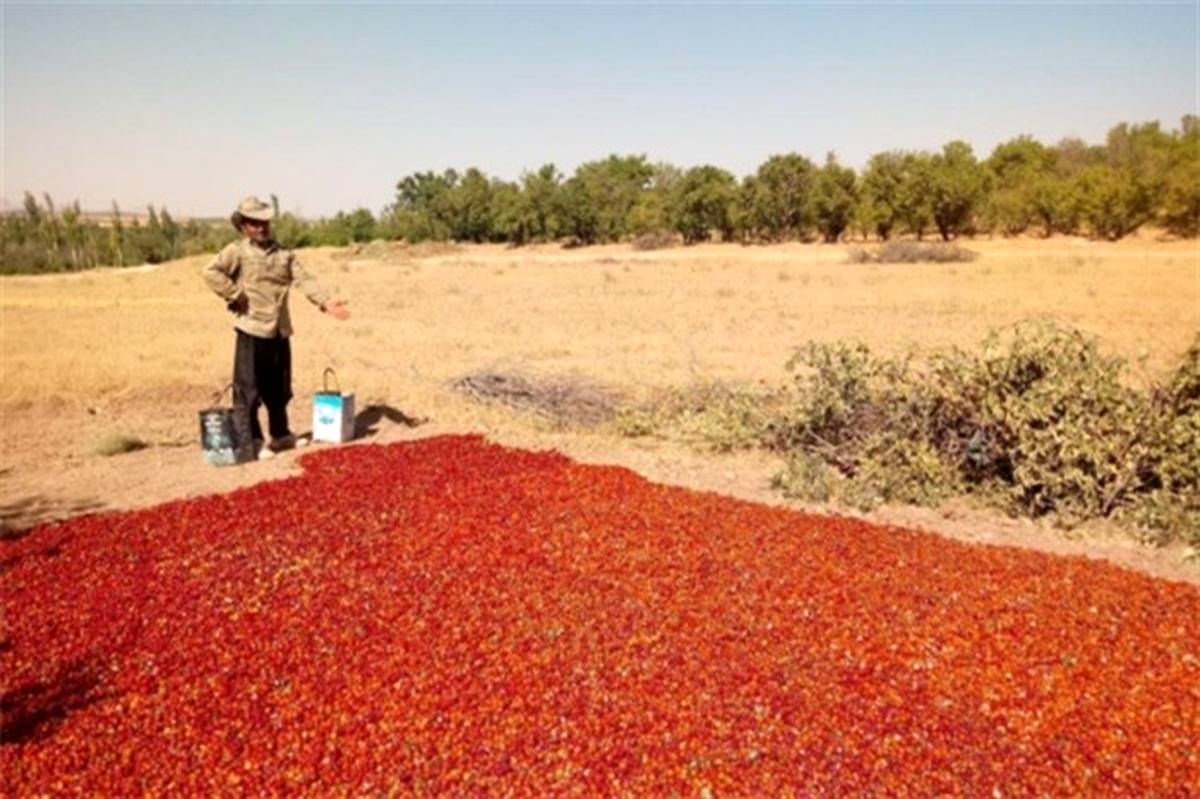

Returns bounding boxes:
[233,330,293,446]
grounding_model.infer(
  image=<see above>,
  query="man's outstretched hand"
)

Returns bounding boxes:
[326,300,350,321]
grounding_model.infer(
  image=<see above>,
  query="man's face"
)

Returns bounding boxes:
[241,218,270,242]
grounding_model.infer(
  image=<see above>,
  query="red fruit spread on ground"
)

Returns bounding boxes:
[3,436,1198,796]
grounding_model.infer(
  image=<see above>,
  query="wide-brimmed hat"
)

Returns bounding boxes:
[230,196,275,229]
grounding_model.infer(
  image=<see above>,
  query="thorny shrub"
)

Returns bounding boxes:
[631,229,679,251]
[1129,336,1200,544]
[453,371,617,429]
[614,380,783,453]
[767,341,960,511]
[846,240,980,264]
[770,323,1200,546]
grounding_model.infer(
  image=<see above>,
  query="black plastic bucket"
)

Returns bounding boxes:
[199,384,247,466]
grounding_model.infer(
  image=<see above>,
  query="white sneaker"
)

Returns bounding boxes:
[257,447,275,461]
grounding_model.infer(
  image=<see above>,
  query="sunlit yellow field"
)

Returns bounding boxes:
[2,237,1198,414]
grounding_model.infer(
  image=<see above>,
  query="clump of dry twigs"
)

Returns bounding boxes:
[452,371,619,427]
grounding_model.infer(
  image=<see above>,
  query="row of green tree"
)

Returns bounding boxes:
[0,196,227,275]
[2,115,1195,274]
[0,195,383,275]
[385,116,1198,245]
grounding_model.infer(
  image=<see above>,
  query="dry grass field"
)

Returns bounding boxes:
[3,236,1197,401]
[2,235,1198,580]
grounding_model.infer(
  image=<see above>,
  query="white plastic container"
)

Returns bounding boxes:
[312,368,356,443]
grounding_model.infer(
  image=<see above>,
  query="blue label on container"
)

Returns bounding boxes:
[315,394,343,426]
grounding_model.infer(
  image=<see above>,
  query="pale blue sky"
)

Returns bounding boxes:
[3,2,1197,217]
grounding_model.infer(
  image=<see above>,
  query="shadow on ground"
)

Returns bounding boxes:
[0,496,105,541]
[353,404,428,439]
[0,534,72,577]
[1,656,112,745]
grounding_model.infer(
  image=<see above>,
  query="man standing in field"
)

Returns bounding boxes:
[203,196,349,461]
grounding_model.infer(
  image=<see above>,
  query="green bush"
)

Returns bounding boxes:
[810,154,858,243]
[668,165,738,244]
[767,324,1200,546]
[771,450,837,504]
[1129,338,1200,545]
[774,437,961,513]
[768,341,959,508]
[926,324,1152,524]
[768,341,917,456]
[850,435,964,510]
[614,381,781,453]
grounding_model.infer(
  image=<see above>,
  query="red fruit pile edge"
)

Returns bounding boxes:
[3,435,1198,796]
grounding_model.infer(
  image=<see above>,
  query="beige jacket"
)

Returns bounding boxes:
[203,238,332,338]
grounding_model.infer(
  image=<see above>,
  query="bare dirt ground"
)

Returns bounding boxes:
[2,236,1198,585]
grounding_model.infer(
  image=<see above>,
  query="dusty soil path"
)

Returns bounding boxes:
[2,392,1195,587]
